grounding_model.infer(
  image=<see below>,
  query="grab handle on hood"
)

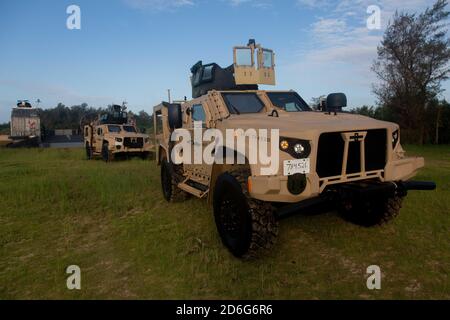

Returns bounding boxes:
[268,109,279,118]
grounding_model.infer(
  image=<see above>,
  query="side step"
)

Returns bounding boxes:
[178,181,209,198]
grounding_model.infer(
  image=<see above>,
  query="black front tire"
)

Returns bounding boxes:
[102,143,113,162]
[213,166,278,259]
[86,144,93,160]
[339,195,404,227]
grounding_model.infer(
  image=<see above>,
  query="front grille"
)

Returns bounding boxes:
[365,129,388,171]
[346,140,361,174]
[317,129,387,178]
[316,132,344,178]
[124,137,144,148]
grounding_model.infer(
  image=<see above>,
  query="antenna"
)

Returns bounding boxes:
[167,89,171,103]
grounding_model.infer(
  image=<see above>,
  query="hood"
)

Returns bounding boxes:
[219,111,397,138]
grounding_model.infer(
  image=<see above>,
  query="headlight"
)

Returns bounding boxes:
[392,129,399,149]
[115,137,123,143]
[145,138,150,144]
[293,143,305,154]
[279,137,311,159]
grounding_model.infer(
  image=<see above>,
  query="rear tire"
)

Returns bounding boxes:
[141,152,150,160]
[339,195,404,227]
[213,166,278,259]
[160,158,189,202]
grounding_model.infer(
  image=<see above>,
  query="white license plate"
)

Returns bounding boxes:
[283,158,310,176]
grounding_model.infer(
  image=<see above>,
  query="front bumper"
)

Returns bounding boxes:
[249,156,426,203]
[276,179,436,219]
[113,143,152,154]
[384,156,424,181]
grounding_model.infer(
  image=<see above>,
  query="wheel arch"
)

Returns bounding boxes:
[207,151,252,205]
[211,164,278,258]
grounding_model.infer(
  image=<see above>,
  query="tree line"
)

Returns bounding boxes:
[0,103,154,136]
[43,103,154,134]
[0,123,9,135]
[350,99,450,144]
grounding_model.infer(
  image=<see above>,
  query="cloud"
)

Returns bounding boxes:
[311,18,347,41]
[295,1,440,65]
[124,0,270,10]
[123,0,194,11]
[284,0,443,106]
[227,0,272,8]
[229,0,252,6]
[297,0,332,9]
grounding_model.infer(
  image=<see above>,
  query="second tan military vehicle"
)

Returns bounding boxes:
[154,40,436,258]
[84,104,152,161]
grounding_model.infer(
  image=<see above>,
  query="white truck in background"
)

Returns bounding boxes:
[7,100,41,147]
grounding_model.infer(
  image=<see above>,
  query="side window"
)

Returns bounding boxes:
[191,104,206,126]
[235,48,253,66]
[155,110,163,135]
[262,49,273,68]
[97,128,102,136]
[85,127,89,137]
[285,102,298,112]
[192,69,202,86]
[202,65,214,82]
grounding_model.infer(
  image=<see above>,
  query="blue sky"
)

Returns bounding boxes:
[0,0,447,122]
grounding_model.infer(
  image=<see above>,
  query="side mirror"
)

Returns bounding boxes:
[168,104,182,130]
[326,93,347,110]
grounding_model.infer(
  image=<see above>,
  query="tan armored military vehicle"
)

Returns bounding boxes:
[154,40,436,258]
[84,104,152,161]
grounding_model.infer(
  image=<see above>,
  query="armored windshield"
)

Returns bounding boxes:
[108,125,121,133]
[267,92,311,112]
[123,125,136,133]
[222,93,265,114]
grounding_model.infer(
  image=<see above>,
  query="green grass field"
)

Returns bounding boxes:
[0,145,448,299]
